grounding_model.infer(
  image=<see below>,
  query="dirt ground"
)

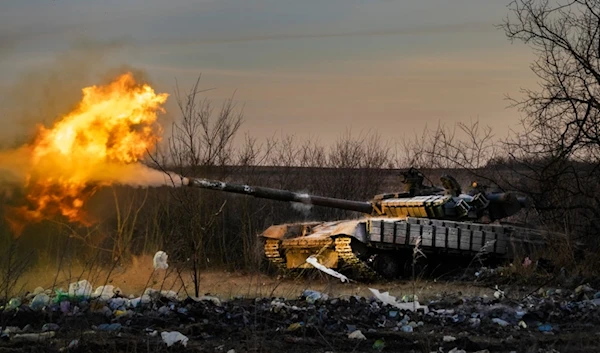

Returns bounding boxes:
[3,259,600,352]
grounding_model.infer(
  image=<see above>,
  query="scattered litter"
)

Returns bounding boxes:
[30,293,50,310]
[492,318,509,327]
[2,265,600,350]
[6,298,21,310]
[306,255,349,282]
[287,322,303,331]
[60,301,71,314]
[401,294,418,303]
[12,332,55,342]
[93,285,116,300]
[401,325,413,332]
[68,280,93,298]
[372,338,385,351]
[191,295,222,305]
[348,330,366,340]
[493,286,505,299]
[161,331,189,347]
[153,251,169,270]
[575,284,593,295]
[368,288,429,313]
[303,289,328,303]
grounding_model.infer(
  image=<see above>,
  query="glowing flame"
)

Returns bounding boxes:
[4,72,170,233]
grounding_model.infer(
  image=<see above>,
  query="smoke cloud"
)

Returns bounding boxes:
[0,39,130,148]
[0,40,184,234]
[291,192,313,216]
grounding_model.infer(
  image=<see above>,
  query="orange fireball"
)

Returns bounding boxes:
[7,72,169,233]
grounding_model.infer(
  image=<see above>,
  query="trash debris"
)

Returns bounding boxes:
[287,322,303,331]
[492,318,509,327]
[306,255,349,283]
[6,297,21,310]
[1,268,599,352]
[575,284,593,295]
[161,331,189,347]
[493,285,505,299]
[401,294,418,302]
[348,330,366,340]
[303,289,327,303]
[68,280,93,298]
[93,285,116,300]
[153,251,169,270]
[30,293,50,311]
[191,295,222,306]
[368,288,429,313]
[12,332,56,342]
[400,325,413,332]
[372,338,385,351]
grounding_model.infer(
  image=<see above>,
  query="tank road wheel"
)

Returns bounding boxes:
[262,238,288,275]
[372,253,403,279]
[334,236,381,281]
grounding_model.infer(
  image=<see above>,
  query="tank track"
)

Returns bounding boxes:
[263,237,382,281]
[334,236,382,281]
[263,238,287,273]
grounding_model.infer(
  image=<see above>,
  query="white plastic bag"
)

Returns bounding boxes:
[369,288,429,314]
[306,256,349,283]
[93,285,115,300]
[153,251,169,270]
[68,280,93,298]
[161,331,189,347]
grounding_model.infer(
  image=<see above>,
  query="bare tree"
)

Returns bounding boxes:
[501,0,600,158]
[149,76,244,296]
[497,0,600,244]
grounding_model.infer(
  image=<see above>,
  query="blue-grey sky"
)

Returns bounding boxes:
[0,0,537,148]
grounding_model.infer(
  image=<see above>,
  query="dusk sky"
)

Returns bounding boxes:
[0,0,538,148]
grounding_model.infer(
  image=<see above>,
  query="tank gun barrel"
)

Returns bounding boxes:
[186,177,374,214]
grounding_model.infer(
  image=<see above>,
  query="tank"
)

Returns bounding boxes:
[185,168,561,279]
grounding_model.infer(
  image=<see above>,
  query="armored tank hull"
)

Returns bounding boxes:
[184,169,564,280]
[260,216,558,280]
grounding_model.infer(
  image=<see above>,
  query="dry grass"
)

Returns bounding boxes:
[10,254,509,301]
